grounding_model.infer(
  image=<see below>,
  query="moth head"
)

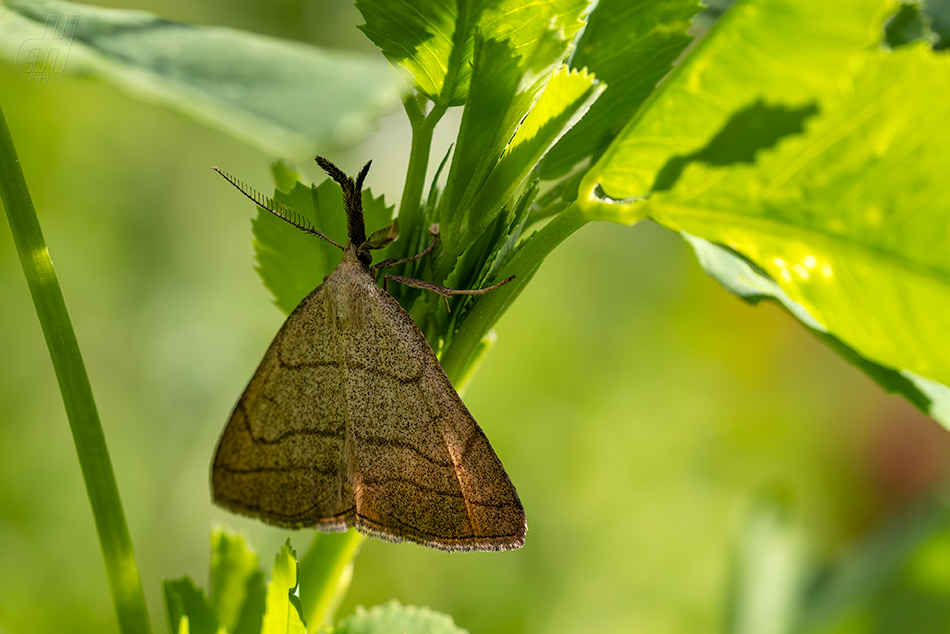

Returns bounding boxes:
[314,157,401,269]
[214,158,394,268]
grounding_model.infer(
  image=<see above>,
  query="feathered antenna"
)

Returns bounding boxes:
[314,156,370,248]
[213,167,343,250]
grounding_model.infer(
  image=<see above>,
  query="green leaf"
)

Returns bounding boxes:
[165,528,269,634]
[355,0,465,103]
[725,491,804,634]
[470,66,603,239]
[262,541,306,634]
[355,0,587,106]
[335,600,468,634]
[436,65,599,300]
[476,0,588,90]
[539,0,701,179]
[210,527,266,634]
[272,162,304,194]
[794,499,950,634]
[651,100,820,192]
[922,0,950,49]
[252,166,395,315]
[580,0,950,424]
[439,18,587,264]
[885,0,950,50]
[167,532,348,634]
[438,204,589,383]
[653,48,950,398]
[0,0,403,157]
[582,0,882,202]
[681,235,944,420]
[298,531,364,634]
[163,577,219,634]
[884,3,934,49]
[437,35,524,252]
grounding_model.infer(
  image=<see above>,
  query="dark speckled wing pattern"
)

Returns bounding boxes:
[212,258,526,552]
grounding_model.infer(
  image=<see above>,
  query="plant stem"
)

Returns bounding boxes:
[298,530,364,633]
[397,95,443,260]
[0,102,151,634]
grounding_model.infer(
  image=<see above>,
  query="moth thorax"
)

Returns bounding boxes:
[329,268,369,331]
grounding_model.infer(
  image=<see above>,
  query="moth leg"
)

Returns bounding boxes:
[385,274,516,312]
[372,225,441,272]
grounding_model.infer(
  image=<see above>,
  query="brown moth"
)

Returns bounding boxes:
[211,156,526,551]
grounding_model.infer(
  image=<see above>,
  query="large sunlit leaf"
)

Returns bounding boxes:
[582,0,880,201]
[0,0,403,158]
[650,46,950,401]
[682,235,942,422]
[577,0,950,425]
[539,0,701,179]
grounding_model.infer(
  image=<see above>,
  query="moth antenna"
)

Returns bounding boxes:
[355,160,372,191]
[313,156,348,185]
[213,167,343,250]
[314,156,368,248]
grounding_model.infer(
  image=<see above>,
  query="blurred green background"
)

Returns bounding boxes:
[3,1,950,633]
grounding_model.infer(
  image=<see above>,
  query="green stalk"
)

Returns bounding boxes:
[395,95,437,260]
[298,531,365,633]
[396,0,469,263]
[0,102,151,634]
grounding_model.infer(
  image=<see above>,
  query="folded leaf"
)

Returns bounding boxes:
[470,66,603,243]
